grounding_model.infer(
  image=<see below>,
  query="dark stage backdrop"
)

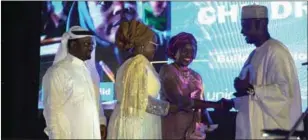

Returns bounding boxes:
[2,1,307,139]
[2,1,42,138]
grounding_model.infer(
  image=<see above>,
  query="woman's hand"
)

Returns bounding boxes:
[190,89,201,99]
[188,122,206,139]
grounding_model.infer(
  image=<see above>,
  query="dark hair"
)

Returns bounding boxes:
[167,32,197,60]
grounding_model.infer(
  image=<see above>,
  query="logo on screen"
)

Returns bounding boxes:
[100,82,114,102]
[197,2,307,25]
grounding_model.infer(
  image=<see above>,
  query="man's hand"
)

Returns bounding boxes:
[234,71,251,91]
[234,73,254,97]
[234,77,251,91]
[233,91,249,97]
[100,125,107,140]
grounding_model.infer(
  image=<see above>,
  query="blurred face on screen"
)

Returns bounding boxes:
[88,1,138,44]
[175,44,196,67]
[48,1,64,18]
[149,1,167,17]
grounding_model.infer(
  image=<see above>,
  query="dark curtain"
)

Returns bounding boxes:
[2,1,45,138]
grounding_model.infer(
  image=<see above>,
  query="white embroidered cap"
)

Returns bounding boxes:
[241,4,268,19]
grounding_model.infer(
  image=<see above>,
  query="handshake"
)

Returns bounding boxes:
[168,98,235,114]
[216,98,234,111]
[190,98,234,111]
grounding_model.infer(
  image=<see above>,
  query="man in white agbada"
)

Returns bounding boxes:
[220,5,303,139]
[42,26,107,139]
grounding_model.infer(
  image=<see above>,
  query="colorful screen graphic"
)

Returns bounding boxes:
[39,1,171,108]
[171,1,307,111]
[39,1,307,112]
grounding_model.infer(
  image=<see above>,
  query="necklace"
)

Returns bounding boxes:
[173,63,191,84]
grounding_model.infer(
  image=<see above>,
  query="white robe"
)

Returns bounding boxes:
[233,38,303,139]
[42,54,106,139]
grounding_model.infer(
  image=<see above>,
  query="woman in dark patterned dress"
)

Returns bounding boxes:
[160,32,214,139]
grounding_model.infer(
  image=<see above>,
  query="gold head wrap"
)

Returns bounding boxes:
[115,20,155,51]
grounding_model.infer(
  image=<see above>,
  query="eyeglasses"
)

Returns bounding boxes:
[149,41,159,49]
[149,41,159,46]
[77,37,97,48]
